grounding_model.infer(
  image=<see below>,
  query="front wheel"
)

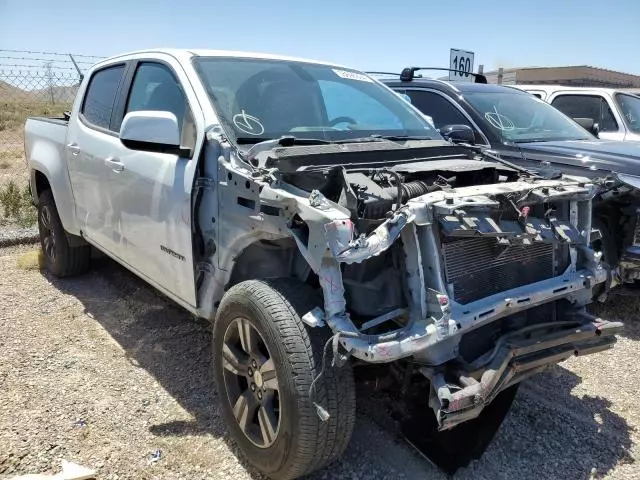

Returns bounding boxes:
[212,279,356,480]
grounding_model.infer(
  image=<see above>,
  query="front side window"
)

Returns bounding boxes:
[463,91,593,143]
[400,90,484,144]
[551,95,618,132]
[193,57,440,145]
[125,63,187,129]
[81,65,125,130]
[615,93,640,133]
[123,62,196,150]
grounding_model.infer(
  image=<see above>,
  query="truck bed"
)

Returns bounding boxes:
[24,117,69,164]
[28,116,70,127]
[23,116,71,210]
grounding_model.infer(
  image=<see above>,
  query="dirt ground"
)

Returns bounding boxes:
[0,244,639,480]
[0,130,27,188]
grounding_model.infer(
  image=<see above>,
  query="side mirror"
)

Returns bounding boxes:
[440,124,475,144]
[573,117,600,138]
[120,111,189,156]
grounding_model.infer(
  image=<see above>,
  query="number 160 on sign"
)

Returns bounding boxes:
[449,49,475,82]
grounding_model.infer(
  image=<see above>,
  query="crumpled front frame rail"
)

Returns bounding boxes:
[307,180,606,364]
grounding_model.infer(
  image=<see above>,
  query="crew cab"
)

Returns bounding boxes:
[513,84,640,142]
[24,50,622,479]
[378,69,640,290]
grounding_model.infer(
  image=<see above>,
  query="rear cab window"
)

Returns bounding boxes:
[81,64,126,131]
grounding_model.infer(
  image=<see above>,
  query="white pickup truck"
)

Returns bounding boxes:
[24,49,623,479]
[513,84,640,142]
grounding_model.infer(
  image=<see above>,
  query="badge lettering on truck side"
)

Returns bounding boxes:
[160,245,186,262]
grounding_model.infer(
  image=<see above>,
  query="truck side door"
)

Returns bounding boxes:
[66,62,128,252]
[106,58,203,306]
[549,92,625,141]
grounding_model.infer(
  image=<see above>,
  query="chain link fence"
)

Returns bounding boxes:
[0,50,103,144]
[0,50,103,229]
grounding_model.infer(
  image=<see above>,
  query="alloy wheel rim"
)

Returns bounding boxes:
[222,317,280,448]
[40,206,56,263]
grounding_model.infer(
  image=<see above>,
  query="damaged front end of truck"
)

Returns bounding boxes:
[196,137,623,473]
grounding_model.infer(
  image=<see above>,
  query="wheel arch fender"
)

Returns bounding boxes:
[226,238,312,290]
[29,153,80,237]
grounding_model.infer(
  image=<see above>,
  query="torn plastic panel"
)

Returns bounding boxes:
[421,312,623,430]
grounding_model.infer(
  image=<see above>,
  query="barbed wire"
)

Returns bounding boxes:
[0,49,104,59]
[0,55,96,65]
[0,64,79,70]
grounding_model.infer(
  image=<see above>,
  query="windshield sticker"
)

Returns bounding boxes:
[484,111,515,131]
[233,110,264,135]
[332,69,374,83]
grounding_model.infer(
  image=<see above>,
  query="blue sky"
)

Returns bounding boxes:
[1,0,640,74]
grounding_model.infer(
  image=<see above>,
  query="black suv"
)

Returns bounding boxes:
[376,67,640,288]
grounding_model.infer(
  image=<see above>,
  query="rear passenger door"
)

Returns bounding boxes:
[67,62,128,254]
[550,93,624,141]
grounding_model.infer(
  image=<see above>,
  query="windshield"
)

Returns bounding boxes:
[193,57,441,144]
[463,91,593,143]
[615,93,640,133]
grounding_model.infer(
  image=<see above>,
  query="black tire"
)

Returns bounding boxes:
[37,189,90,277]
[212,279,356,480]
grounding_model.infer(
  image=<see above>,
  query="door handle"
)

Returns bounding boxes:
[104,157,125,172]
[67,143,80,156]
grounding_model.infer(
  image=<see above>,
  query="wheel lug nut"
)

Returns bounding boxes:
[248,367,253,376]
[257,391,263,400]
[263,386,267,392]
[251,383,256,392]
[251,360,257,368]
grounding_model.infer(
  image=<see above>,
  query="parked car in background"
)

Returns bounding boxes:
[378,68,640,290]
[513,84,640,142]
[23,50,623,479]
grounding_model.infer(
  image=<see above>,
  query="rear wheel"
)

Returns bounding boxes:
[37,189,90,277]
[212,279,356,480]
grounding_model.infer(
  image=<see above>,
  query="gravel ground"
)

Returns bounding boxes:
[0,246,638,480]
[0,226,38,247]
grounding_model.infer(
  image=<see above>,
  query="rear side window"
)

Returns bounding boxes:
[81,65,125,130]
[551,95,618,132]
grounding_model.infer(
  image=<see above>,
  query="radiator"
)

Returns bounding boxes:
[441,237,554,304]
